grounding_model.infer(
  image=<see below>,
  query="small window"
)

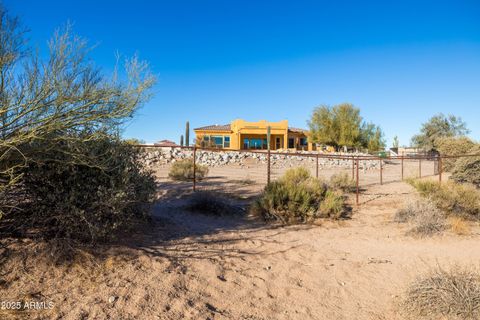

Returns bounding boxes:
[224,136,230,148]
[300,138,307,146]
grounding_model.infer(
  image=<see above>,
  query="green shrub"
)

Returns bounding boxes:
[329,172,356,192]
[437,137,476,171]
[319,190,345,219]
[250,168,346,224]
[184,191,242,216]
[408,180,480,220]
[5,138,156,243]
[451,145,480,187]
[168,159,208,181]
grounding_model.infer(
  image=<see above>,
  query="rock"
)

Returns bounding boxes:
[108,296,117,304]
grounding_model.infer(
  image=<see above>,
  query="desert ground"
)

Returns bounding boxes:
[1,161,479,320]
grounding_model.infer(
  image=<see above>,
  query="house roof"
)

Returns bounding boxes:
[194,124,232,131]
[154,139,179,147]
[288,127,308,133]
[194,123,308,134]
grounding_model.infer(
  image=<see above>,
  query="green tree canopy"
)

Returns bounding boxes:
[411,114,470,150]
[308,103,386,151]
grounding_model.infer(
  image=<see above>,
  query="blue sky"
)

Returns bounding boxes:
[6,0,480,146]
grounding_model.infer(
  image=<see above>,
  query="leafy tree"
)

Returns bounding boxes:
[411,114,470,150]
[393,136,399,148]
[308,103,385,151]
[124,138,146,145]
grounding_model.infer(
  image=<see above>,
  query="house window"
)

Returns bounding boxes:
[224,136,230,148]
[300,138,307,146]
[288,138,294,148]
[275,137,281,149]
[243,138,268,149]
[212,136,223,148]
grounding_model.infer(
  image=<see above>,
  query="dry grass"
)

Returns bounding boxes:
[395,199,446,237]
[448,216,471,236]
[401,265,480,320]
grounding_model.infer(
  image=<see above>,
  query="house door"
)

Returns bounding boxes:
[275,137,281,150]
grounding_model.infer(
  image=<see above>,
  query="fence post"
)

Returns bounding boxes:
[192,146,197,192]
[267,148,271,184]
[356,158,359,206]
[316,153,319,179]
[401,155,404,181]
[352,156,355,180]
[379,159,383,185]
[439,155,442,183]
[267,126,271,184]
[419,157,422,178]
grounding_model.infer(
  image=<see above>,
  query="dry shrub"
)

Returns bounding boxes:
[448,216,471,235]
[451,145,480,187]
[437,137,476,171]
[184,191,242,216]
[401,265,480,320]
[329,172,356,192]
[168,159,208,181]
[395,199,446,237]
[250,168,346,224]
[408,180,480,220]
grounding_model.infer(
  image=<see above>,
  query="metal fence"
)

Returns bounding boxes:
[145,145,478,205]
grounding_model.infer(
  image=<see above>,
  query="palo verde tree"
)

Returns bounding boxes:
[0,6,156,241]
[308,103,385,151]
[411,113,470,150]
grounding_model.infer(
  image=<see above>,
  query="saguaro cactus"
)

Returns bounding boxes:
[180,135,184,146]
[185,121,190,147]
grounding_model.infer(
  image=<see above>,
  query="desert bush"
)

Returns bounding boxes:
[250,168,346,224]
[451,145,480,187]
[319,190,345,219]
[329,172,356,192]
[401,265,480,320]
[4,139,157,243]
[168,159,209,181]
[395,199,446,237]
[408,180,480,220]
[185,191,242,216]
[437,137,476,171]
[448,216,471,235]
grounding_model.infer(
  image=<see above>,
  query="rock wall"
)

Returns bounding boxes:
[142,147,380,170]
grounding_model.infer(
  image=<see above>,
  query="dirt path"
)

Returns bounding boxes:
[1,180,479,320]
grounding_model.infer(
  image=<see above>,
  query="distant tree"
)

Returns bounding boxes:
[393,136,399,148]
[308,103,385,151]
[411,114,470,150]
[124,138,146,145]
[180,135,184,146]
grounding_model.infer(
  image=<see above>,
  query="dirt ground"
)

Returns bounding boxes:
[1,163,479,320]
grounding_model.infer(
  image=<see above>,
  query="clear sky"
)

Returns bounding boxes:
[6,0,480,146]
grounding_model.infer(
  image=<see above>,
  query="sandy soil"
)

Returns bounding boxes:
[1,172,478,320]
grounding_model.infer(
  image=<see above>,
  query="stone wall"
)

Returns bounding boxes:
[142,147,380,170]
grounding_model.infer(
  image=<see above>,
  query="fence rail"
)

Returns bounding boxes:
[138,145,479,206]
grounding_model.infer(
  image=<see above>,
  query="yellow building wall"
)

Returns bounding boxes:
[194,119,313,151]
